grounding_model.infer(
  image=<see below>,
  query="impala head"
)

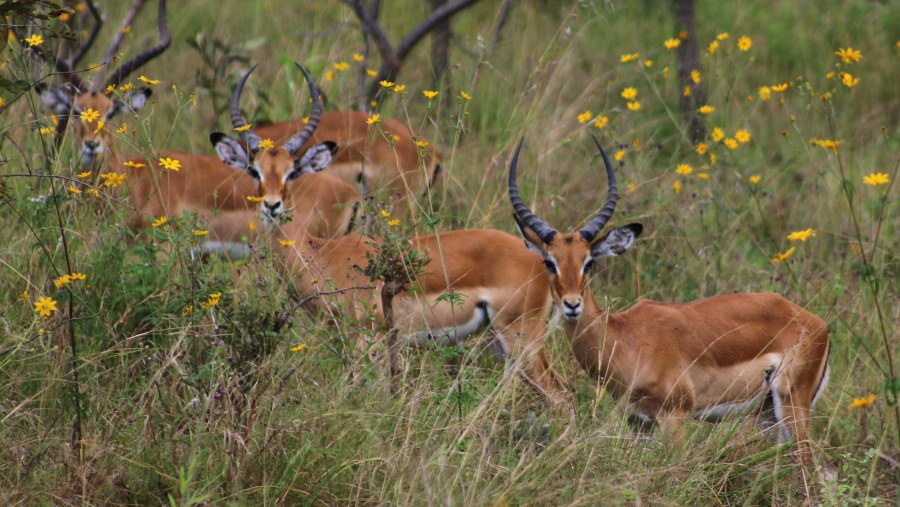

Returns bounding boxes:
[33,0,170,168]
[211,63,337,225]
[508,136,643,322]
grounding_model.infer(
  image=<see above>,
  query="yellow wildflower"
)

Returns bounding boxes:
[749,175,762,184]
[203,293,222,309]
[724,138,738,150]
[34,296,57,318]
[182,305,193,317]
[771,82,789,93]
[19,289,29,301]
[577,110,593,124]
[70,273,86,281]
[159,157,181,171]
[711,127,725,142]
[124,160,145,169]
[673,180,682,194]
[593,116,609,129]
[117,123,128,134]
[259,138,275,150]
[119,83,133,92]
[247,196,265,203]
[770,247,796,264]
[675,164,693,175]
[737,36,752,51]
[138,75,160,85]
[627,101,641,111]
[840,72,859,89]
[193,230,209,236]
[849,394,877,408]
[39,127,54,135]
[696,143,708,155]
[67,184,82,194]
[80,108,100,123]
[662,67,669,79]
[787,228,816,242]
[380,209,391,218]
[697,172,709,180]
[620,53,639,63]
[643,60,653,68]
[614,150,626,162]
[716,33,730,40]
[352,53,364,62]
[393,84,406,93]
[366,69,377,77]
[151,216,167,228]
[707,40,719,54]
[862,172,889,186]
[54,274,73,288]
[834,47,862,64]
[423,90,439,99]
[459,91,472,100]
[333,61,349,71]
[735,129,751,143]
[325,70,334,81]
[366,114,381,125]
[758,86,772,101]
[388,219,400,227]
[690,69,700,84]
[378,80,394,88]
[664,38,681,50]
[25,34,44,46]
[86,189,100,197]
[234,124,253,132]
[290,344,307,352]
[279,240,296,247]
[698,104,715,115]
[93,119,105,134]
[621,87,638,100]
[99,172,126,188]
[415,140,429,148]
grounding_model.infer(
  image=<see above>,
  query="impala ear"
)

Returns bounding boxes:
[37,84,74,115]
[211,132,252,172]
[513,214,549,256]
[107,88,151,119]
[293,141,338,175]
[590,223,642,259]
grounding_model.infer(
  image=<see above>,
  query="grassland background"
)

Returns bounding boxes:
[1,0,898,504]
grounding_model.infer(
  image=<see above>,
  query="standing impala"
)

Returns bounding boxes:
[214,72,573,416]
[32,2,357,240]
[508,137,830,457]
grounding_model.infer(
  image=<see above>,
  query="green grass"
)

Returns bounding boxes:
[1,0,898,504]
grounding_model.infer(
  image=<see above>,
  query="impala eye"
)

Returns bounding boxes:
[246,167,261,180]
[543,260,557,274]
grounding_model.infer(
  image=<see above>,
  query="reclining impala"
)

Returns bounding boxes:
[508,136,830,459]
[213,68,573,417]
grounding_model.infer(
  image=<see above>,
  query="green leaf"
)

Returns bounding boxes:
[0,78,31,95]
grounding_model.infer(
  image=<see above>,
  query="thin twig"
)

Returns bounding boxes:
[273,285,376,332]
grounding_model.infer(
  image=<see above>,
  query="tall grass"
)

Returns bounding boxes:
[1,0,897,504]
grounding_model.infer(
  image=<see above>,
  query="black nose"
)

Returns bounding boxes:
[85,140,99,149]
[563,300,579,309]
[264,201,279,211]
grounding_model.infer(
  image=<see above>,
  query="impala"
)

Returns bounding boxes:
[214,73,573,416]
[250,99,442,203]
[508,136,830,457]
[32,1,356,240]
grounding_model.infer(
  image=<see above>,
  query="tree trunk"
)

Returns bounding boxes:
[673,0,706,143]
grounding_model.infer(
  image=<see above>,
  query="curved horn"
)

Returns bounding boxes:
[104,0,170,88]
[94,0,148,90]
[230,63,261,153]
[578,135,619,242]
[283,63,323,157]
[508,138,558,244]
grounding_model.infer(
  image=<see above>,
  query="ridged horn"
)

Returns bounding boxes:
[230,63,261,153]
[508,138,558,244]
[283,62,323,157]
[104,0,170,88]
[578,135,619,242]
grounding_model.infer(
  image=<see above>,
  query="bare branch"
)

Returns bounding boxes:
[273,286,376,332]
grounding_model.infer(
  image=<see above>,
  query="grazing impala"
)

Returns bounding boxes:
[508,136,830,456]
[250,99,442,203]
[33,3,356,239]
[214,71,572,416]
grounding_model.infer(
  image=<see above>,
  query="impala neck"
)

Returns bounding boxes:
[560,285,618,382]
